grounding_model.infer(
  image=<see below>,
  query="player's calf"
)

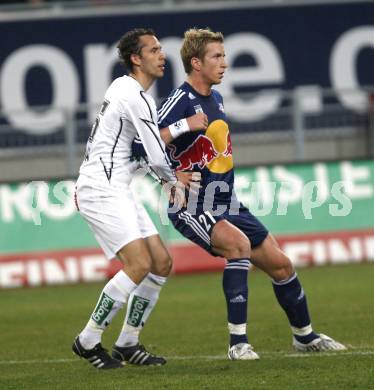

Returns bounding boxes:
[223,258,250,347]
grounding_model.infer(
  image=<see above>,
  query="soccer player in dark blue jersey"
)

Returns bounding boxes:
[128,28,346,360]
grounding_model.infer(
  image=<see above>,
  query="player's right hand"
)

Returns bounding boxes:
[175,171,201,191]
[169,171,202,208]
[170,182,187,208]
[186,112,208,132]
[176,171,193,189]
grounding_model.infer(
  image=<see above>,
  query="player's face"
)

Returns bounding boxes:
[200,42,227,86]
[138,35,166,79]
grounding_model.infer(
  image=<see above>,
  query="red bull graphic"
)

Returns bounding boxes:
[223,132,232,157]
[168,135,218,171]
[169,119,234,174]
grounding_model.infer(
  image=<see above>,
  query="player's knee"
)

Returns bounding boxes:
[225,235,251,259]
[165,254,173,274]
[270,257,294,282]
[136,256,152,277]
[156,253,173,276]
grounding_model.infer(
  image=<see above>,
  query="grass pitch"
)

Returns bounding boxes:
[1,263,373,389]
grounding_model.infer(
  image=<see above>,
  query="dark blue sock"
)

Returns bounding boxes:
[222,258,250,346]
[272,273,318,343]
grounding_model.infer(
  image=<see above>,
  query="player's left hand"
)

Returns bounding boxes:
[186,112,208,132]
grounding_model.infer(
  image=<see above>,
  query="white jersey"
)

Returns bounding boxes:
[79,75,176,186]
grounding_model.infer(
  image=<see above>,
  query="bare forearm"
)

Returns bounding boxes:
[159,113,208,144]
[160,127,174,144]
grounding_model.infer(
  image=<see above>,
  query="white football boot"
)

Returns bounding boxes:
[228,343,260,360]
[293,333,347,352]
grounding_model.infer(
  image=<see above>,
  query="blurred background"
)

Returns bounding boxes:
[1,0,374,288]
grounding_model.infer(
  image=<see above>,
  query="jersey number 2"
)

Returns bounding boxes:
[198,211,216,232]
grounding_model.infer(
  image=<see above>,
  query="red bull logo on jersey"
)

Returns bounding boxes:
[169,119,234,174]
[168,135,218,171]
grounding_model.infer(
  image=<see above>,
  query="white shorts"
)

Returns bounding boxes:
[76,176,158,260]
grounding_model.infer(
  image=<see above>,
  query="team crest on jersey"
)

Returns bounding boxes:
[194,104,204,114]
[218,103,225,112]
[188,92,196,100]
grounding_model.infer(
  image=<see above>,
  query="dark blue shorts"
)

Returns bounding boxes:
[168,202,269,256]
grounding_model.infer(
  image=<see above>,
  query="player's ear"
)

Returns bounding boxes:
[130,53,142,67]
[191,57,201,72]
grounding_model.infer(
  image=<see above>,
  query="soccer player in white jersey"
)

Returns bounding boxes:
[72,28,207,369]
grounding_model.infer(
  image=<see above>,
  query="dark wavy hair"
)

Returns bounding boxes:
[117,28,155,72]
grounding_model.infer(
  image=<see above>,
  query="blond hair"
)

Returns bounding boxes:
[180,28,224,74]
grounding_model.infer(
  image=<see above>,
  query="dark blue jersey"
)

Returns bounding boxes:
[158,82,235,205]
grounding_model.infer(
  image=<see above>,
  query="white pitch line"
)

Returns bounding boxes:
[282,351,374,358]
[0,358,76,365]
[346,344,374,350]
[1,350,374,365]
[169,351,374,360]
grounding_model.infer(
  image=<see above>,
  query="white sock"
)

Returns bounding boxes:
[115,273,167,347]
[79,270,137,349]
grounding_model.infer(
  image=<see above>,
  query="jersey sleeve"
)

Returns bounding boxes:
[123,95,177,184]
[157,89,189,128]
[213,90,224,104]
